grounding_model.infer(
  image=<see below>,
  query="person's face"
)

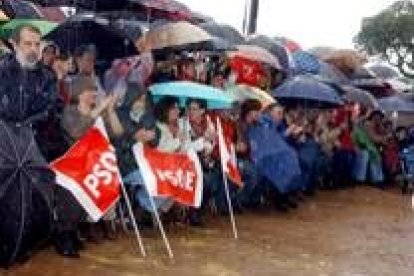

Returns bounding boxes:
[42,46,56,66]
[78,89,97,107]
[53,59,70,77]
[372,114,382,125]
[77,53,96,75]
[396,128,407,139]
[212,75,225,88]
[133,94,147,110]
[270,106,284,123]
[167,103,180,122]
[182,63,196,80]
[188,102,205,124]
[246,110,261,125]
[14,28,41,67]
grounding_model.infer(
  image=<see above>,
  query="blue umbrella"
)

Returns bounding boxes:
[378,95,414,113]
[272,75,343,107]
[149,81,235,109]
[291,51,321,74]
[317,61,349,84]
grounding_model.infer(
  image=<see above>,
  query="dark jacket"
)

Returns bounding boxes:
[115,88,160,176]
[0,54,57,124]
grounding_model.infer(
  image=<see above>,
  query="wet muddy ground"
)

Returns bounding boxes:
[4,186,414,276]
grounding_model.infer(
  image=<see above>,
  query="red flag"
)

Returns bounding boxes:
[50,118,121,222]
[229,56,267,88]
[133,144,203,208]
[216,118,243,187]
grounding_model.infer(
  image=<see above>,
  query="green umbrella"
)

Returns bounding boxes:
[0,19,58,39]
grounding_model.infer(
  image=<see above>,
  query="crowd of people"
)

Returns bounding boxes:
[0,23,414,267]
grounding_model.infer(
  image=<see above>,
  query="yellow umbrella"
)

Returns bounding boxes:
[227,84,275,108]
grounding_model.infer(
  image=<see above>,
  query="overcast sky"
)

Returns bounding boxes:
[180,0,399,49]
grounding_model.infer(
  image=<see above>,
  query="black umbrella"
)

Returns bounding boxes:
[0,122,54,268]
[247,34,291,71]
[199,22,245,45]
[45,16,138,60]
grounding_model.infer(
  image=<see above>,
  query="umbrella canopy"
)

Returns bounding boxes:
[385,78,413,93]
[0,0,42,19]
[37,6,66,23]
[0,122,53,267]
[367,63,401,79]
[317,61,349,84]
[134,0,191,14]
[139,21,222,53]
[340,85,379,109]
[45,16,137,59]
[149,81,235,109]
[228,45,281,69]
[308,46,336,60]
[199,22,245,45]
[272,75,343,107]
[247,35,292,71]
[351,78,396,98]
[291,51,321,74]
[0,19,57,39]
[274,37,302,53]
[379,95,414,113]
[27,0,131,11]
[322,49,367,76]
[226,84,275,108]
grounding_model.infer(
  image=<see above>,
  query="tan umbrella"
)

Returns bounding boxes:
[322,49,368,76]
[228,44,281,69]
[137,21,211,51]
[227,84,275,108]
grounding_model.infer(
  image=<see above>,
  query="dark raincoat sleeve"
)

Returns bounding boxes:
[28,67,58,123]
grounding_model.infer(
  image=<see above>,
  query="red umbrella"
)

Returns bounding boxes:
[274,37,302,53]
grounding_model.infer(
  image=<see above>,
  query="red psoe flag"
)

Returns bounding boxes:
[216,118,243,187]
[133,144,203,208]
[50,118,121,222]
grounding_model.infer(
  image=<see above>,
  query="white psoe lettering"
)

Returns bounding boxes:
[155,169,195,192]
[83,150,118,198]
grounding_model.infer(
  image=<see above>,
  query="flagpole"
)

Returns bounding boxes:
[216,118,239,239]
[221,171,239,239]
[147,195,174,259]
[118,177,147,257]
